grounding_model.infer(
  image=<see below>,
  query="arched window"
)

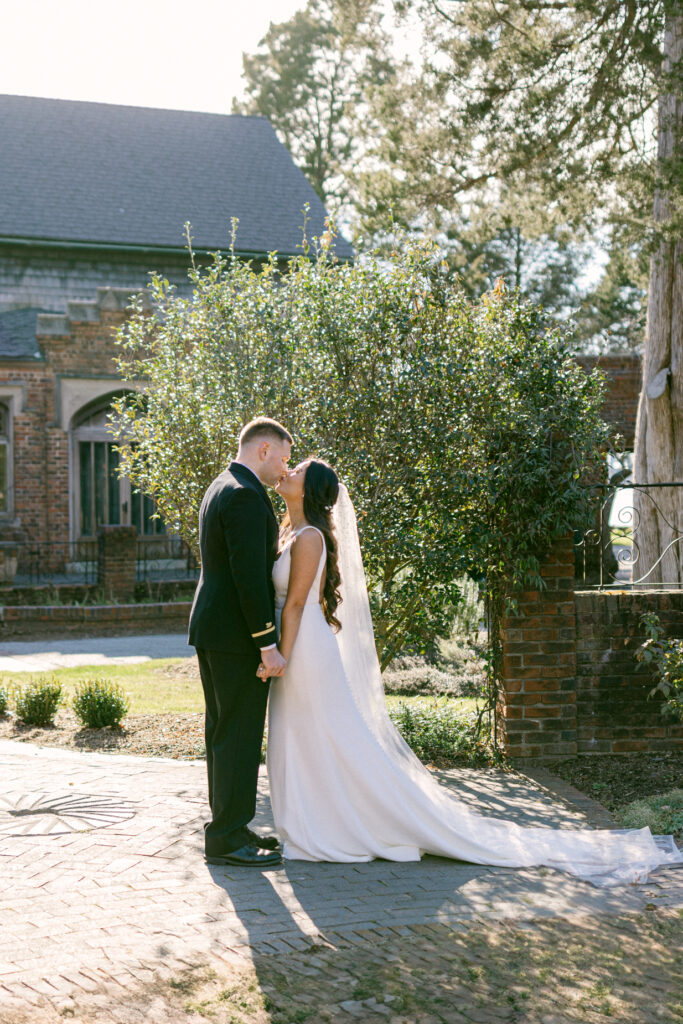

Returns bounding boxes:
[0,402,12,515]
[71,397,164,539]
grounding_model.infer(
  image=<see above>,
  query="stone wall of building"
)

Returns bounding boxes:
[0,244,195,313]
[0,288,134,548]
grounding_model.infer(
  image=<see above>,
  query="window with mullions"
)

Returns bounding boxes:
[132,488,165,536]
[78,440,122,535]
[72,401,164,538]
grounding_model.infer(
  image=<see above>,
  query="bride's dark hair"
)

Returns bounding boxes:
[281,459,342,630]
[304,460,342,630]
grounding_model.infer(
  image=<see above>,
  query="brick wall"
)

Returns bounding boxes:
[97,525,137,602]
[578,353,641,449]
[0,288,140,548]
[0,602,191,640]
[498,541,683,759]
[497,536,578,759]
[575,591,683,754]
[0,363,65,547]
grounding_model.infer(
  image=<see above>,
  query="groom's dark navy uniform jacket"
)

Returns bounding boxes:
[189,461,279,856]
[189,461,279,652]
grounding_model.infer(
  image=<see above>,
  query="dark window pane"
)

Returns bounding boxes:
[131,488,141,534]
[108,445,120,524]
[94,442,106,528]
[130,484,164,536]
[0,443,7,513]
[143,494,156,535]
[80,442,92,536]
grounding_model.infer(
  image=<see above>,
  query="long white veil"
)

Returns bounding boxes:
[330,483,683,887]
[332,484,455,782]
[332,484,388,731]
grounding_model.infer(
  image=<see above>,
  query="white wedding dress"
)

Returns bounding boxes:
[266,493,683,886]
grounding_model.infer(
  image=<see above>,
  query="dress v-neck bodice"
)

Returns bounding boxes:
[273,525,326,610]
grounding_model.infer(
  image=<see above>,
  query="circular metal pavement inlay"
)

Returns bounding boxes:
[0,792,137,836]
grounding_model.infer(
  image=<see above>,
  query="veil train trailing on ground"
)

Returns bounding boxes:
[267,486,683,886]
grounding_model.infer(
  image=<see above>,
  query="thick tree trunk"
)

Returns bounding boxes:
[633,11,683,586]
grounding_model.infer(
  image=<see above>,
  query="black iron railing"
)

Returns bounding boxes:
[576,482,683,590]
[136,536,199,583]
[9,540,97,586]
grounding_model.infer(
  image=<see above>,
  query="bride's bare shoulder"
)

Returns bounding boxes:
[291,525,324,556]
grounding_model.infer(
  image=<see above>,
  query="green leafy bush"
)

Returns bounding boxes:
[636,613,683,720]
[388,699,493,765]
[113,230,608,669]
[0,685,8,715]
[72,678,130,729]
[15,678,63,726]
[617,790,683,836]
[451,577,485,640]
[384,663,465,697]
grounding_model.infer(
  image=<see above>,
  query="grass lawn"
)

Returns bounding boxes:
[0,659,203,714]
[0,659,482,718]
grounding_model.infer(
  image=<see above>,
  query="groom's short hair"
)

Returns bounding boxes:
[239,417,293,447]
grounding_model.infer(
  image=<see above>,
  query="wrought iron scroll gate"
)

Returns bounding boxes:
[576,482,683,590]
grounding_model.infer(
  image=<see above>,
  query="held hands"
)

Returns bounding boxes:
[257,646,287,680]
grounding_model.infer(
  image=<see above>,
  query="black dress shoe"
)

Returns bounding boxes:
[246,828,281,851]
[205,843,281,867]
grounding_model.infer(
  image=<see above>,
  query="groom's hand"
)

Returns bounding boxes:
[260,646,287,678]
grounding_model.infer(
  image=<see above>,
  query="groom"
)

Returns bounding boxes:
[189,417,292,867]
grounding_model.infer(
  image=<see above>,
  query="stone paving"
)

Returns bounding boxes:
[0,738,682,1021]
[0,632,191,672]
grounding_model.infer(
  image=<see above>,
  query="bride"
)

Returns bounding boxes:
[260,458,682,886]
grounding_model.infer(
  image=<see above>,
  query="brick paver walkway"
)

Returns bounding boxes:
[1,738,681,1022]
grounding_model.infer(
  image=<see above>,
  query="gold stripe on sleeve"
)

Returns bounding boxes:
[251,626,276,638]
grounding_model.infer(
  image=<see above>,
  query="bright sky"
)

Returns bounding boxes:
[2,0,308,113]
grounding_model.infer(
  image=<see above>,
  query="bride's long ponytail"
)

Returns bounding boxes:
[299,460,342,630]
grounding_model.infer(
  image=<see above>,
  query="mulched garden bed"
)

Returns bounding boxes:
[0,709,206,760]
[544,752,683,812]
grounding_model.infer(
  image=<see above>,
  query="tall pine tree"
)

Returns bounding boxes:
[233,0,395,216]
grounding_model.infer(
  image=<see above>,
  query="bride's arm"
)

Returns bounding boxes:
[279,530,324,662]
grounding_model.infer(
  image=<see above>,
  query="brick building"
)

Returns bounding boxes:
[0,95,352,555]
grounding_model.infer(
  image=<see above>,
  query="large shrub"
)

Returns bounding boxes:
[113,229,608,668]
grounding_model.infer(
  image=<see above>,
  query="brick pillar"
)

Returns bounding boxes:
[97,525,137,602]
[496,535,578,759]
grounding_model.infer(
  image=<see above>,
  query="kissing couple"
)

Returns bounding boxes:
[188,417,681,886]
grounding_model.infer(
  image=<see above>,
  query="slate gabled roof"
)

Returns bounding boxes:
[0,94,353,259]
[0,308,48,360]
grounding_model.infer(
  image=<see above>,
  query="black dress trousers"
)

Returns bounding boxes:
[188,462,280,857]
[197,647,270,855]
